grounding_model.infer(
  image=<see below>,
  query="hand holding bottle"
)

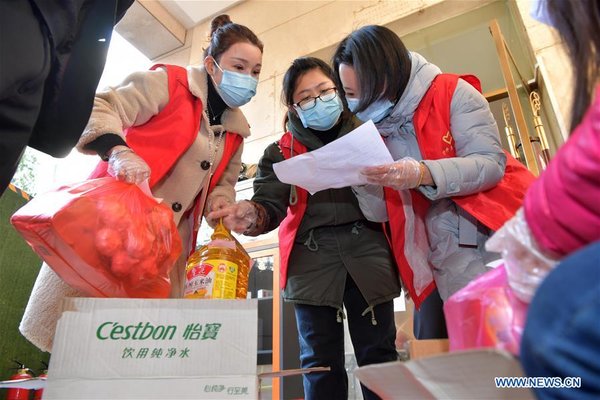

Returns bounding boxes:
[207,200,258,234]
[204,196,233,227]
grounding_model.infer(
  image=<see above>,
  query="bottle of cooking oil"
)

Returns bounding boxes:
[184,219,251,299]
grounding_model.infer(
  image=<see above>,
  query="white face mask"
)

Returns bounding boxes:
[211,59,258,107]
[346,97,394,123]
[295,96,343,131]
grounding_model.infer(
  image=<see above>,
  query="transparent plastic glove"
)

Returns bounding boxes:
[204,196,233,228]
[486,208,558,303]
[361,157,423,190]
[207,200,257,234]
[107,146,151,184]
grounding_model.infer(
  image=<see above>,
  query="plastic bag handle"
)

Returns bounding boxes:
[137,179,163,204]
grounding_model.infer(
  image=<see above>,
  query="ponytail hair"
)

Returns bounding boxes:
[204,14,263,61]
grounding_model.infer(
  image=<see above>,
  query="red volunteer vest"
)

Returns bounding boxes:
[277,133,309,290]
[89,64,243,253]
[385,74,535,308]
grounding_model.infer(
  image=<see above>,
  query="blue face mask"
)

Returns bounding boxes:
[346,97,394,123]
[212,60,258,107]
[295,96,343,131]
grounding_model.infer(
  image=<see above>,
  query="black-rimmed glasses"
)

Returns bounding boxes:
[294,88,338,111]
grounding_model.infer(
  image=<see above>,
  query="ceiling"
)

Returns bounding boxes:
[157,0,243,29]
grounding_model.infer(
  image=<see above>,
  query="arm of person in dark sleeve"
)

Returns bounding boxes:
[83,133,128,161]
[251,142,291,233]
[116,0,134,23]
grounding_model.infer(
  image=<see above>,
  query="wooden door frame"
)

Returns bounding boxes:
[489,19,539,176]
[244,241,281,400]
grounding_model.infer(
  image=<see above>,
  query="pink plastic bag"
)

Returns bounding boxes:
[11,178,182,298]
[443,264,528,355]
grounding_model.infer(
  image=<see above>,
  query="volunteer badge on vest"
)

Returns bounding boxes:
[442,131,455,156]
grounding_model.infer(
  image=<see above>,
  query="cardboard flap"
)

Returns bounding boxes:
[356,360,435,399]
[355,349,534,399]
[61,297,257,313]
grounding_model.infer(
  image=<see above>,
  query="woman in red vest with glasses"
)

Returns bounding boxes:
[20,15,263,352]
[210,57,400,400]
[332,25,534,340]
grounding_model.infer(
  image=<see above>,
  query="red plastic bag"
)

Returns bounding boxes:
[443,265,528,355]
[11,178,182,298]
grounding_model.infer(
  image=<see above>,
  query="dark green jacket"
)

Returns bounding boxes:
[252,113,401,310]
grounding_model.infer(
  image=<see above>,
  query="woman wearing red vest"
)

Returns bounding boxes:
[20,15,263,352]
[210,57,400,400]
[332,26,533,339]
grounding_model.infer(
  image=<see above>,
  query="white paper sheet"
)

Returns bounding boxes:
[272,120,393,194]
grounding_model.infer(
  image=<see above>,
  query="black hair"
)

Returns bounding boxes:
[332,25,411,113]
[546,0,600,131]
[281,57,336,106]
[204,14,263,61]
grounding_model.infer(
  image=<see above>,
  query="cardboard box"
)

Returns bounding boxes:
[408,339,449,360]
[355,349,534,399]
[44,298,259,399]
[257,289,273,298]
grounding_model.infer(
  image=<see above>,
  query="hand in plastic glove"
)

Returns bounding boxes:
[204,196,233,227]
[486,208,558,303]
[207,200,258,234]
[107,146,151,184]
[361,157,430,190]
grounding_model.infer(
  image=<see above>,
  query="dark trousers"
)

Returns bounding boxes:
[520,241,600,399]
[413,287,448,339]
[294,276,397,400]
[0,0,51,195]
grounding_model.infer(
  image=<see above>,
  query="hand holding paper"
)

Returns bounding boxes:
[362,157,424,190]
[272,120,393,194]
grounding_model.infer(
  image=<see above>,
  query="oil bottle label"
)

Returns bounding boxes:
[184,263,214,299]
[184,259,238,299]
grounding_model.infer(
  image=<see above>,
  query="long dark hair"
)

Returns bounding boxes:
[204,14,263,61]
[546,1,600,131]
[281,57,346,130]
[332,25,411,113]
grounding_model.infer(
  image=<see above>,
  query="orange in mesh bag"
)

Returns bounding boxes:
[11,177,182,298]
